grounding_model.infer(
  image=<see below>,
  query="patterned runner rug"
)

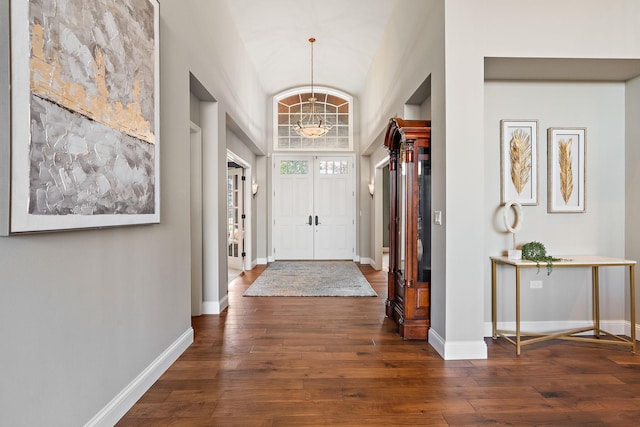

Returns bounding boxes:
[243,261,377,297]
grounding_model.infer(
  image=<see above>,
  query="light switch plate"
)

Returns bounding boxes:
[434,211,442,225]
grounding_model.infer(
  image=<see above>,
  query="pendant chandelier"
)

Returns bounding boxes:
[293,37,332,139]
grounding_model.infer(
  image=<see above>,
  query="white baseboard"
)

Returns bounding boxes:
[85,327,194,427]
[483,319,634,338]
[219,294,228,313]
[428,320,636,361]
[359,256,372,266]
[202,295,228,314]
[428,329,488,360]
[428,329,446,357]
[256,257,268,265]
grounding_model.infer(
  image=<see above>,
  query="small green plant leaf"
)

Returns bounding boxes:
[521,241,560,275]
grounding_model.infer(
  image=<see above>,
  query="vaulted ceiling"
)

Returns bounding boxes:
[225,0,399,97]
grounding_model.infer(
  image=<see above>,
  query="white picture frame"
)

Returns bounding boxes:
[2,0,160,234]
[547,127,586,213]
[500,120,538,205]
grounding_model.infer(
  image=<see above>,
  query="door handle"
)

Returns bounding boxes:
[308,215,313,226]
[315,215,320,226]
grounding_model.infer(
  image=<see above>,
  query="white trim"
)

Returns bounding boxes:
[257,257,269,265]
[359,256,373,266]
[428,329,488,360]
[219,295,228,313]
[373,156,390,276]
[428,329,446,357]
[190,122,203,317]
[85,327,194,427]
[483,320,632,338]
[202,295,228,314]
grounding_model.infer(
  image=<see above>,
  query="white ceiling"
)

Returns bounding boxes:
[225,2,640,99]
[225,0,398,97]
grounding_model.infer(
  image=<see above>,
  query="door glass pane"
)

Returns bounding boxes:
[280,160,309,174]
[327,161,334,174]
[397,162,406,276]
[417,146,431,282]
[318,160,348,175]
[227,169,243,263]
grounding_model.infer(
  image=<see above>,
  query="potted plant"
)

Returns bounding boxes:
[521,241,560,275]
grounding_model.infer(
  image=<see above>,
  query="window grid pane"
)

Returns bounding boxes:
[280,160,309,175]
[275,90,351,151]
[318,160,348,175]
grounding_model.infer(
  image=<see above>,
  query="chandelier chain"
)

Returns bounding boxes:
[309,37,315,100]
[293,36,332,138]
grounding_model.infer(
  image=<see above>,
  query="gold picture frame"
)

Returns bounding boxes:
[547,127,586,213]
[500,120,538,205]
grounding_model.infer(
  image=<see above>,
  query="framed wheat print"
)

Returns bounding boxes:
[547,128,586,213]
[2,0,160,234]
[500,120,538,205]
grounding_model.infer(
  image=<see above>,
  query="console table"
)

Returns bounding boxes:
[490,255,636,355]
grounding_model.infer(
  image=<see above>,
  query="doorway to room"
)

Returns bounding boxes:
[372,158,390,272]
[227,160,244,276]
[226,150,255,285]
[272,154,355,260]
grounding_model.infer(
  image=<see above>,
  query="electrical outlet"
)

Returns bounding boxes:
[530,280,543,289]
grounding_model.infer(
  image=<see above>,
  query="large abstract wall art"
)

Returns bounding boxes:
[2,0,160,234]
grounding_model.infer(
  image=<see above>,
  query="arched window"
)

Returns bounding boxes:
[274,87,353,151]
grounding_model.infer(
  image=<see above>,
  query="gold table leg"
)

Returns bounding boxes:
[630,265,636,354]
[492,259,497,339]
[593,266,600,337]
[516,266,521,356]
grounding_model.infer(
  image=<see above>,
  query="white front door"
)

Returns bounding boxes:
[273,155,355,260]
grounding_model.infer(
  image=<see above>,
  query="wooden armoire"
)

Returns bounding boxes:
[384,118,431,340]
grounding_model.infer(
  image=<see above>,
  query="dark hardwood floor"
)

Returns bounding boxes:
[118,264,640,426]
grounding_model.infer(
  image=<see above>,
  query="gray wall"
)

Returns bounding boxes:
[485,81,627,325]
[442,0,640,358]
[626,75,640,323]
[360,0,448,348]
[360,0,640,359]
[0,0,266,425]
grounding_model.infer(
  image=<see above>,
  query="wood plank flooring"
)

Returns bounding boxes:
[117,264,640,426]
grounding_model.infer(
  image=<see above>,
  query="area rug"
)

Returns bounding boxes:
[243,261,377,297]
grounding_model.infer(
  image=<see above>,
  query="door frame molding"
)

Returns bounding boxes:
[373,155,390,271]
[190,122,203,316]
[227,149,253,272]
